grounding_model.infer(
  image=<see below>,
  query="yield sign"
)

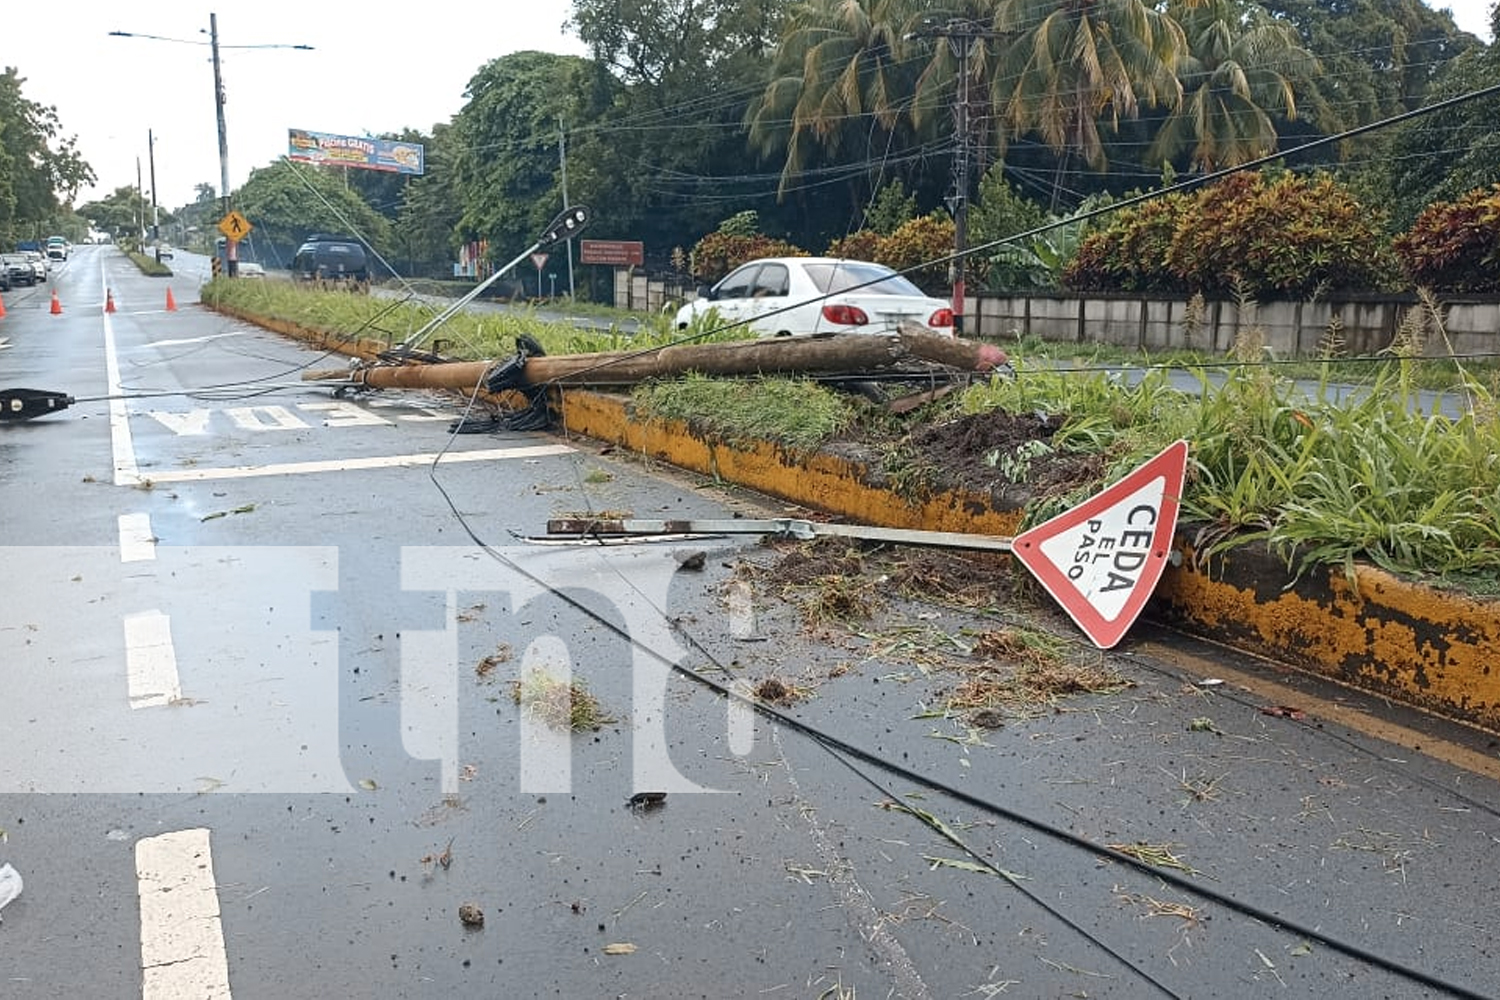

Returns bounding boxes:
[1012,440,1189,649]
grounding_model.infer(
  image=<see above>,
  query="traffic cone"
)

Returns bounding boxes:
[165,287,177,312]
[0,292,6,319]
[105,289,117,314]
[49,289,62,315]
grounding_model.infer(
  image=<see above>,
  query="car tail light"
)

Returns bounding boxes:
[928,308,955,328]
[822,304,869,326]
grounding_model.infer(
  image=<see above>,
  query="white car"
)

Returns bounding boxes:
[237,262,265,278]
[674,257,955,338]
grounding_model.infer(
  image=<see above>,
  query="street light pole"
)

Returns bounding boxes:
[148,128,160,260]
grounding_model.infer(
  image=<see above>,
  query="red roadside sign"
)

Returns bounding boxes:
[1011,440,1189,648]
[580,240,644,267]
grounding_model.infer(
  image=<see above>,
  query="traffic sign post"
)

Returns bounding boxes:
[217,212,253,278]
[531,439,1192,650]
[1011,440,1189,648]
[531,252,549,297]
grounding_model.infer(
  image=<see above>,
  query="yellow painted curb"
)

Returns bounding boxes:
[555,390,1023,537]
[1153,544,1500,732]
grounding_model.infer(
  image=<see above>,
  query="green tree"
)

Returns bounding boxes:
[567,0,795,254]
[1256,0,1478,134]
[394,123,463,277]
[864,179,919,235]
[451,52,594,264]
[992,0,1187,176]
[233,160,393,271]
[77,186,150,242]
[1372,5,1500,228]
[1150,0,1324,171]
[0,67,94,245]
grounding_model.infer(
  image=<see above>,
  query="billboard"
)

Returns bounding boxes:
[287,129,425,175]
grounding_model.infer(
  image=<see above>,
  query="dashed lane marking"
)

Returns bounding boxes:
[143,442,575,483]
[118,513,157,562]
[137,829,233,999]
[124,611,181,709]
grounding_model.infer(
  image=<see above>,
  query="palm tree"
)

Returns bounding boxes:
[1149,0,1324,171]
[992,0,1187,174]
[747,0,1001,199]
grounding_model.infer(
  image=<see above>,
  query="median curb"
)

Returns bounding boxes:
[215,302,1500,735]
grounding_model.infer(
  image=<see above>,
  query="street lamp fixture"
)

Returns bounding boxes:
[110,15,312,274]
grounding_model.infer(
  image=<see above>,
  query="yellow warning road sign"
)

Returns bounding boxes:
[217,211,253,241]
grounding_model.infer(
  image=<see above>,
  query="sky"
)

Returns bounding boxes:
[7,0,585,210]
[6,0,1496,214]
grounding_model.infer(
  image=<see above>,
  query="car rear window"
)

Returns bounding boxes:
[803,262,925,296]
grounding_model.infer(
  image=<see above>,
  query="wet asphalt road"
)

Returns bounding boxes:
[2,247,1499,999]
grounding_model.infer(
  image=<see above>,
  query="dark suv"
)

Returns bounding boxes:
[292,235,370,289]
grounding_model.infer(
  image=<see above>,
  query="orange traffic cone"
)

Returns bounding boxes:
[105,289,117,314]
[49,289,62,315]
[0,292,6,319]
[165,287,177,312]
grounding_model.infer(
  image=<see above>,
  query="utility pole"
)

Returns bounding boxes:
[558,116,575,300]
[209,12,236,275]
[136,157,145,247]
[148,129,160,260]
[904,19,1000,339]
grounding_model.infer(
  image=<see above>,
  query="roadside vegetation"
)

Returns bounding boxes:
[204,275,1500,590]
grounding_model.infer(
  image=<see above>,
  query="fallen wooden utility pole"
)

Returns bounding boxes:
[302,330,1008,393]
[304,333,914,390]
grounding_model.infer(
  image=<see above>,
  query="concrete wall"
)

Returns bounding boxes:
[972,293,1500,358]
[645,280,1500,357]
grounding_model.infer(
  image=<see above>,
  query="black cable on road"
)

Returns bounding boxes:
[420,415,1491,1000]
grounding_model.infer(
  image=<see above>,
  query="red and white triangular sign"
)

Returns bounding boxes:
[1012,440,1189,649]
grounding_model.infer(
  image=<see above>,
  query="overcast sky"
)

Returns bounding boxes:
[7,0,1496,213]
[9,1,585,209]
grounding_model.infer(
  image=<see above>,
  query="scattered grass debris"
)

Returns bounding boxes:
[419,838,454,872]
[475,643,514,680]
[602,942,637,956]
[1107,842,1207,877]
[200,502,256,521]
[753,675,812,706]
[510,670,616,731]
[1114,888,1203,926]
[946,656,1130,716]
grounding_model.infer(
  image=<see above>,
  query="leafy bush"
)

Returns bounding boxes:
[1063,171,1401,297]
[874,213,955,295]
[1064,195,1190,293]
[825,229,883,261]
[688,232,807,284]
[1392,184,1500,292]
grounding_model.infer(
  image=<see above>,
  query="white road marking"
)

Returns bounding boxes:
[118,513,157,562]
[140,332,243,349]
[0,336,9,351]
[146,410,213,435]
[124,611,181,709]
[136,829,233,1000]
[145,443,575,483]
[103,311,142,485]
[224,405,310,431]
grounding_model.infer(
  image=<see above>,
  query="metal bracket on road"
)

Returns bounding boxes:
[539,517,1017,553]
[0,388,75,421]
